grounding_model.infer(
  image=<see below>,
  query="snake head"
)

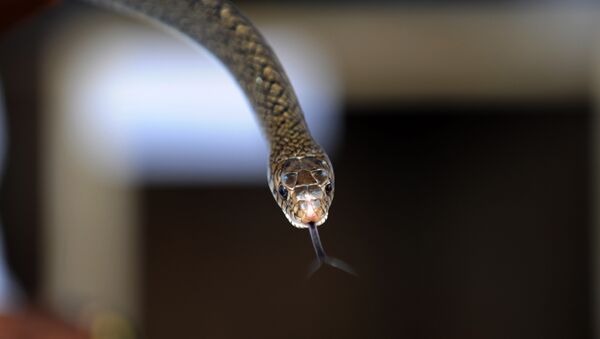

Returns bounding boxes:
[269,156,335,229]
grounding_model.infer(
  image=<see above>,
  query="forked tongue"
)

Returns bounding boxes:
[306,222,357,278]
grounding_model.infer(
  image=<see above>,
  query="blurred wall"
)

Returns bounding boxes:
[246,3,596,101]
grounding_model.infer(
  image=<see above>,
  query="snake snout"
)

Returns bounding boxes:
[299,200,324,224]
[293,185,327,225]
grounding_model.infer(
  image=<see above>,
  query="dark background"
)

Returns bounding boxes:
[0,1,593,338]
[141,103,591,338]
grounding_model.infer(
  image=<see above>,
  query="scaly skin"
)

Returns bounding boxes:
[87,0,334,229]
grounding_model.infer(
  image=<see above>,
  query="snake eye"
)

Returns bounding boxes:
[325,183,333,195]
[278,185,288,199]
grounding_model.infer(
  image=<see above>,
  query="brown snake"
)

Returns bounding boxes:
[87,0,355,275]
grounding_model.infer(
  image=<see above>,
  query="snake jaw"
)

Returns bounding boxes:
[285,211,328,229]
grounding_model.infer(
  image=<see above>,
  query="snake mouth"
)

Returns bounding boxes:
[295,199,327,227]
[299,200,324,223]
[286,203,328,229]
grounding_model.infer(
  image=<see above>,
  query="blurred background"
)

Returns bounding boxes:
[0,0,596,338]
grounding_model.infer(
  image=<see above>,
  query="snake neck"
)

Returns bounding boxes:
[269,134,325,166]
[86,0,317,161]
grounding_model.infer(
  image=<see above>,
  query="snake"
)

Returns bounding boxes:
[85,0,355,276]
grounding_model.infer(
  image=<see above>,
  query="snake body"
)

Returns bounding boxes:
[87,0,354,275]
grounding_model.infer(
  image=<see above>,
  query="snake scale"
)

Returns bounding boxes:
[86,0,355,275]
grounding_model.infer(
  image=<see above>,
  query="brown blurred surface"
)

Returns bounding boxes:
[0,308,88,339]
